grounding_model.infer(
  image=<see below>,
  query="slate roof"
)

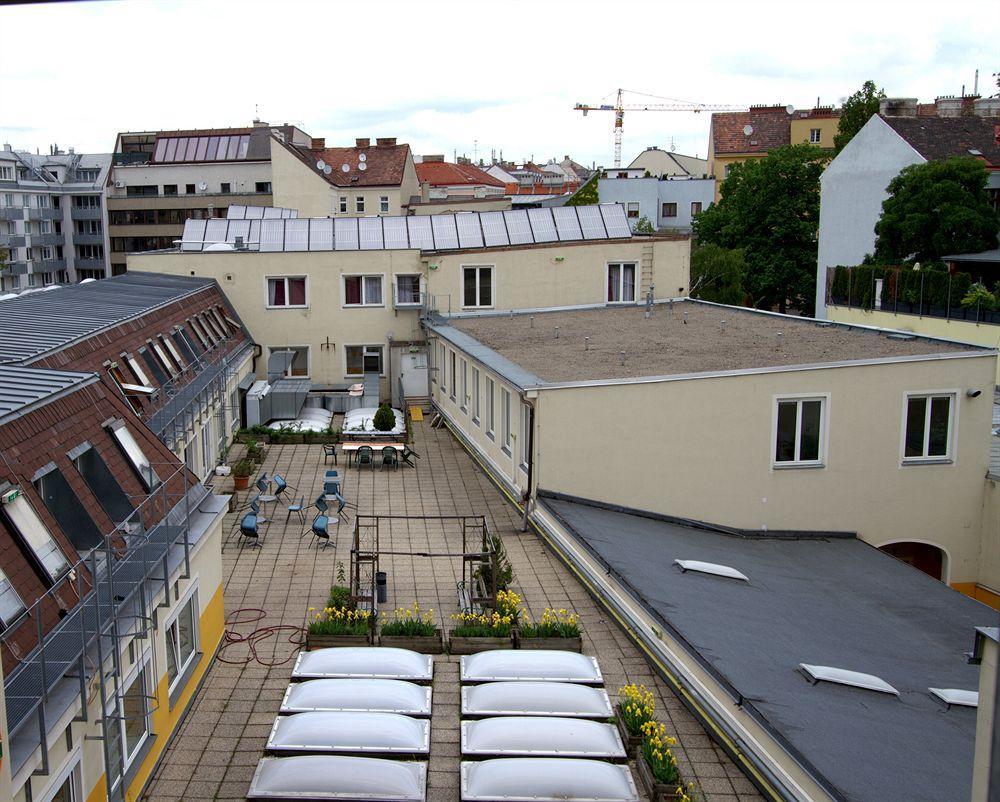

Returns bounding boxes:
[882,115,1000,164]
[541,494,991,802]
[284,139,412,187]
[415,161,505,188]
[711,107,791,155]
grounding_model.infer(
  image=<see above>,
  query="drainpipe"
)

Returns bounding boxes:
[520,396,536,532]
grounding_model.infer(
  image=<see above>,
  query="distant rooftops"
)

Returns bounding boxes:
[112,121,311,166]
[879,113,1000,164]
[437,301,990,387]
[283,136,411,188]
[711,104,842,155]
[415,159,505,188]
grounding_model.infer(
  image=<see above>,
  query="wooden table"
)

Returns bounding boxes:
[340,441,405,467]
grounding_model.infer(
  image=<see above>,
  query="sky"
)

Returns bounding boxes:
[1,0,997,168]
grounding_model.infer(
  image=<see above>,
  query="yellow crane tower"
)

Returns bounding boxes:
[574,88,747,168]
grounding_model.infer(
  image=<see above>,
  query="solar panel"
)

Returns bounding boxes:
[552,207,583,241]
[461,759,638,802]
[480,211,509,248]
[431,215,459,249]
[461,717,625,759]
[204,219,228,245]
[503,210,533,244]
[260,220,285,252]
[180,220,206,251]
[359,218,384,250]
[455,213,484,249]
[153,139,167,162]
[237,135,250,159]
[461,682,612,719]
[406,217,434,250]
[600,204,632,238]
[227,220,251,244]
[226,205,246,220]
[194,136,209,161]
[293,648,433,681]
[460,651,602,684]
[527,209,558,242]
[267,711,430,755]
[281,679,432,716]
[383,217,409,249]
[309,219,333,251]
[262,207,281,219]
[284,219,309,252]
[575,206,607,240]
[335,218,360,251]
[248,756,427,801]
[248,219,261,246]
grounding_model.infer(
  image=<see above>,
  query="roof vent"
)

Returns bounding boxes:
[673,560,748,582]
[798,664,898,696]
[928,688,978,708]
[887,333,915,341]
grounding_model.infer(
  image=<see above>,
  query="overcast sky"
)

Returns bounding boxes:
[1,0,997,168]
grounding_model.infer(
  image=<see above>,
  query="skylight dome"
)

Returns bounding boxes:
[928,688,978,708]
[673,559,749,582]
[798,664,898,696]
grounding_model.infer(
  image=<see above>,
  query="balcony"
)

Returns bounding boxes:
[33,258,66,272]
[393,283,425,310]
[72,232,104,246]
[26,208,61,221]
[73,258,106,273]
[0,234,25,249]
[0,208,25,221]
[70,205,103,221]
[6,261,28,275]
[29,233,61,248]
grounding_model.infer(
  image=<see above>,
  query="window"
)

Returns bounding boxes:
[661,202,677,218]
[774,397,825,466]
[903,394,954,462]
[395,274,421,306]
[520,403,531,469]
[380,196,389,213]
[36,195,49,208]
[40,220,51,234]
[438,343,447,392]
[107,655,152,788]
[74,445,135,524]
[186,183,196,194]
[125,354,153,388]
[463,266,493,308]
[355,196,365,214]
[139,347,167,385]
[0,166,12,181]
[150,340,178,376]
[163,184,178,195]
[724,164,734,178]
[461,358,468,413]
[0,567,26,628]
[2,193,13,206]
[339,196,348,213]
[607,263,636,303]
[165,589,199,692]
[343,275,383,306]
[109,421,161,490]
[344,345,384,376]
[255,181,271,193]
[809,128,821,144]
[691,201,702,216]
[2,491,70,581]
[486,377,495,439]
[626,202,639,218]
[220,182,231,193]
[501,388,512,453]
[34,467,103,552]
[161,334,185,370]
[449,351,457,401]
[267,276,307,308]
[72,194,101,208]
[268,345,310,377]
[472,368,481,424]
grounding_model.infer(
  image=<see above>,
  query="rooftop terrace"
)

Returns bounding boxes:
[445,301,989,385]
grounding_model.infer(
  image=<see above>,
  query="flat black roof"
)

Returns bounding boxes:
[541,493,990,802]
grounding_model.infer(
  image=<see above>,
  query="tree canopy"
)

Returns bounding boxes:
[873,157,999,265]
[566,173,598,206]
[834,80,885,155]
[694,143,826,314]
[690,243,746,305]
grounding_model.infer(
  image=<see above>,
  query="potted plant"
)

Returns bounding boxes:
[448,610,515,654]
[636,721,696,802]
[373,403,396,432]
[616,683,655,755]
[232,459,253,491]
[305,605,372,649]
[517,607,583,652]
[378,602,443,653]
[245,438,266,464]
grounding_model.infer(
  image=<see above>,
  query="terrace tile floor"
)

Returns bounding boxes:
[141,420,763,802]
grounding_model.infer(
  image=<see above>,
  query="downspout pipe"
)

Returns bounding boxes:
[520,396,535,532]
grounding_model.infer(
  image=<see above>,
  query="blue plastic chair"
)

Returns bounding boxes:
[273,474,293,501]
[239,512,261,547]
[286,495,306,524]
[310,512,332,548]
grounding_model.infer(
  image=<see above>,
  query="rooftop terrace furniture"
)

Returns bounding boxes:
[356,445,374,470]
[310,512,333,549]
[240,511,261,547]
[402,444,420,467]
[286,496,306,525]
[323,443,338,465]
[382,446,399,471]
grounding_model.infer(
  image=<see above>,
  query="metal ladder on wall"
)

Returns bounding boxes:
[640,241,655,298]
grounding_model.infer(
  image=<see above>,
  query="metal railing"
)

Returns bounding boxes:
[392,283,425,310]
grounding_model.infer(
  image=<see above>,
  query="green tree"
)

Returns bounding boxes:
[633,216,654,234]
[873,157,999,266]
[566,173,598,206]
[690,243,746,305]
[693,144,826,314]
[834,80,886,154]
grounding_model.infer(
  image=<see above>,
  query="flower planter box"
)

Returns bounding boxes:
[516,634,583,652]
[272,434,305,445]
[378,630,444,654]
[635,752,686,802]
[615,712,643,757]
[447,631,514,655]
[305,633,371,650]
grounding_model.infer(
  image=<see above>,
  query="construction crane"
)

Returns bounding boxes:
[574,88,747,168]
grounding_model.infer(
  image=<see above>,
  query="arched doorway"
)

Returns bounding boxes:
[879,542,946,581]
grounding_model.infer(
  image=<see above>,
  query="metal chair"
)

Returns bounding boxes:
[356,445,374,470]
[273,474,294,502]
[255,475,276,516]
[401,445,420,467]
[239,511,261,547]
[381,446,399,471]
[323,444,338,465]
[286,495,306,524]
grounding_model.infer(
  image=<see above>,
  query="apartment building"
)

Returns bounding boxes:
[627,146,708,177]
[0,144,111,287]
[0,272,253,802]
[597,175,714,232]
[107,121,312,274]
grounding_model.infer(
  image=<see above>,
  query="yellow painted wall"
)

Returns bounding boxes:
[789,117,839,149]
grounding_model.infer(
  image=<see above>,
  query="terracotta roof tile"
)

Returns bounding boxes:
[711,108,792,155]
[415,161,504,187]
[284,140,411,187]
[881,115,1000,164]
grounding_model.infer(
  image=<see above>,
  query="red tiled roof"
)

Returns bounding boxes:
[285,140,411,187]
[415,161,504,188]
[711,109,792,155]
[881,115,1000,164]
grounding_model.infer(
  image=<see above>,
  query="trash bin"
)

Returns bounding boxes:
[376,572,387,604]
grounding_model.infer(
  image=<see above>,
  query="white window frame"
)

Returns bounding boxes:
[449,351,456,401]
[462,265,494,310]
[606,262,637,304]
[394,274,423,306]
[520,402,531,471]
[3,492,70,581]
[809,128,822,144]
[438,343,447,393]
[900,391,957,465]
[109,421,161,490]
[772,394,829,469]
[379,196,390,213]
[343,344,385,378]
[0,166,12,182]
[39,746,82,802]
[501,388,512,454]
[342,274,385,308]
[265,275,308,309]
[472,367,481,425]
[125,354,153,388]
[460,358,469,413]
[164,582,200,695]
[150,340,177,377]
[486,377,495,440]
[112,648,153,779]
[267,345,311,379]
[0,565,26,627]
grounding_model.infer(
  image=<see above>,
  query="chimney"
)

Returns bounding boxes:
[376,137,397,147]
[879,98,918,118]
[311,137,326,149]
[356,137,370,148]
[68,147,74,155]
[423,154,445,162]
[421,181,430,202]
[253,119,270,127]
[975,98,1000,118]
[934,96,966,118]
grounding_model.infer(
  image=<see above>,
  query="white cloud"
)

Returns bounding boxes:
[0,0,996,166]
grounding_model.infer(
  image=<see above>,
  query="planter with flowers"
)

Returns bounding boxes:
[517,607,583,652]
[636,720,697,802]
[305,605,372,649]
[448,610,515,654]
[378,602,443,653]
[615,683,655,756]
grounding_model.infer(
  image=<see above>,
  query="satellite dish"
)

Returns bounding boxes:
[198,181,207,191]
[785,104,795,114]
[742,124,753,136]
[359,153,367,162]
[323,165,332,174]
[358,162,367,171]
[341,163,350,173]
[316,160,326,170]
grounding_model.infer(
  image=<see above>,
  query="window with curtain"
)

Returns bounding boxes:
[344,275,384,306]
[267,277,307,308]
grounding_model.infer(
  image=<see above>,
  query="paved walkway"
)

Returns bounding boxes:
[141,420,762,802]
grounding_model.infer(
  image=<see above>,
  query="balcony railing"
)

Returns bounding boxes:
[70,206,103,220]
[0,234,25,249]
[392,284,425,310]
[72,232,104,246]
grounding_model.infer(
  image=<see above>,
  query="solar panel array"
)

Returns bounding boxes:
[179,204,632,253]
[153,134,251,163]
